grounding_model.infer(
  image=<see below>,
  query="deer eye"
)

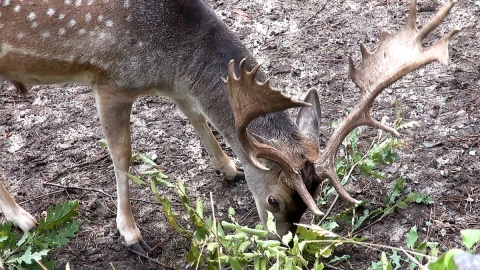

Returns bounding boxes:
[267,196,279,208]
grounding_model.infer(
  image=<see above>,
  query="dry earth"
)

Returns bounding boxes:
[0,0,479,269]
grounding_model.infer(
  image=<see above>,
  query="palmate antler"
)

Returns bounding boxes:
[317,0,460,204]
[223,59,324,215]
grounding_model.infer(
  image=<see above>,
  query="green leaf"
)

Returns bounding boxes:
[254,257,268,270]
[406,193,434,205]
[406,226,418,249]
[141,170,168,178]
[266,211,277,234]
[321,220,339,231]
[386,178,404,205]
[428,249,463,270]
[126,173,147,186]
[228,207,236,220]
[281,232,293,246]
[369,261,383,270]
[372,170,383,179]
[380,252,393,270]
[16,233,28,248]
[330,255,350,263]
[360,164,373,176]
[35,221,79,249]
[150,179,162,203]
[159,195,190,237]
[416,241,427,255]
[221,221,268,237]
[6,246,49,265]
[153,177,175,188]
[195,199,204,219]
[237,241,250,253]
[353,209,370,231]
[390,250,401,270]
[138,154,157,166]
[0,222,20,250]
[228,257,244,270]
[460,229,480,249]
[98,139,108,149]
[37,200,79,232]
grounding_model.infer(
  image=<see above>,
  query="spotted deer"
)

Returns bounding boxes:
[0,0,458,253]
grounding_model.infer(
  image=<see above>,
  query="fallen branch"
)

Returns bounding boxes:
[41,182,166,206]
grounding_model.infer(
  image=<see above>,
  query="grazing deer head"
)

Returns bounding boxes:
[223,0,459,238]
[0,0,458,254]
[223,59,323,236]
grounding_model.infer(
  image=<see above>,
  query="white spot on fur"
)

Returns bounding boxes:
[85,13,92,22]
[68,19,76,27]
[58,13,65,20]
[75,0,82,6]
[27,12,36,21]
[13,5,20,12]
[2,0,10,7]
[17,32,25,39]
[126,14,132,22]
[105,20,113,27]
[123,0,130,8]
[97,14,104,22]
[32,21,39,28]
[47,8,55,16]
[58,28,66,35]
[78,28,86,35]
[65,0,72,4]
[87,0,93,5]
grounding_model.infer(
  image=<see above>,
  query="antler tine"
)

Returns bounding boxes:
[417,0,457,41]
[317,0,459,205]
[407,0,417,29]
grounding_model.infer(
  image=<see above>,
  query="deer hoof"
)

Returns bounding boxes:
[129,240,152,255]
[221,167,244,182]
[232,170,245,181]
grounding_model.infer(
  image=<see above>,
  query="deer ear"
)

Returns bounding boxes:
[296,89,321,142]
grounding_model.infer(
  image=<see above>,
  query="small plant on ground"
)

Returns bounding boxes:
[0,200,79,270]
[129,122,477,269]
[159,180,339,269]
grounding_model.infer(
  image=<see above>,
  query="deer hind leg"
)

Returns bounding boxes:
[93,87,151,253]
[175,99,244,181]
[0,181,37,231]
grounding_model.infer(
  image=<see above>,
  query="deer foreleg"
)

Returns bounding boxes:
[94,87,150,253]
[0,181,37,231]
[175,99,244,181]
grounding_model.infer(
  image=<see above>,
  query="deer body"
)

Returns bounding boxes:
[0,0,322,252]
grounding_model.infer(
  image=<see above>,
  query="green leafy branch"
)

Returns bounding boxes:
[0,200,79,270]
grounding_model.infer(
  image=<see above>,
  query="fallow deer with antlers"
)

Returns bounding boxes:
[0,0,459,253]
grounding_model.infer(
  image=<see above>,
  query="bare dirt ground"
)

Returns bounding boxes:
[1,0,479,269]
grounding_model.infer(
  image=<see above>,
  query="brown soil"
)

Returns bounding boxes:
[1,0,478,269]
